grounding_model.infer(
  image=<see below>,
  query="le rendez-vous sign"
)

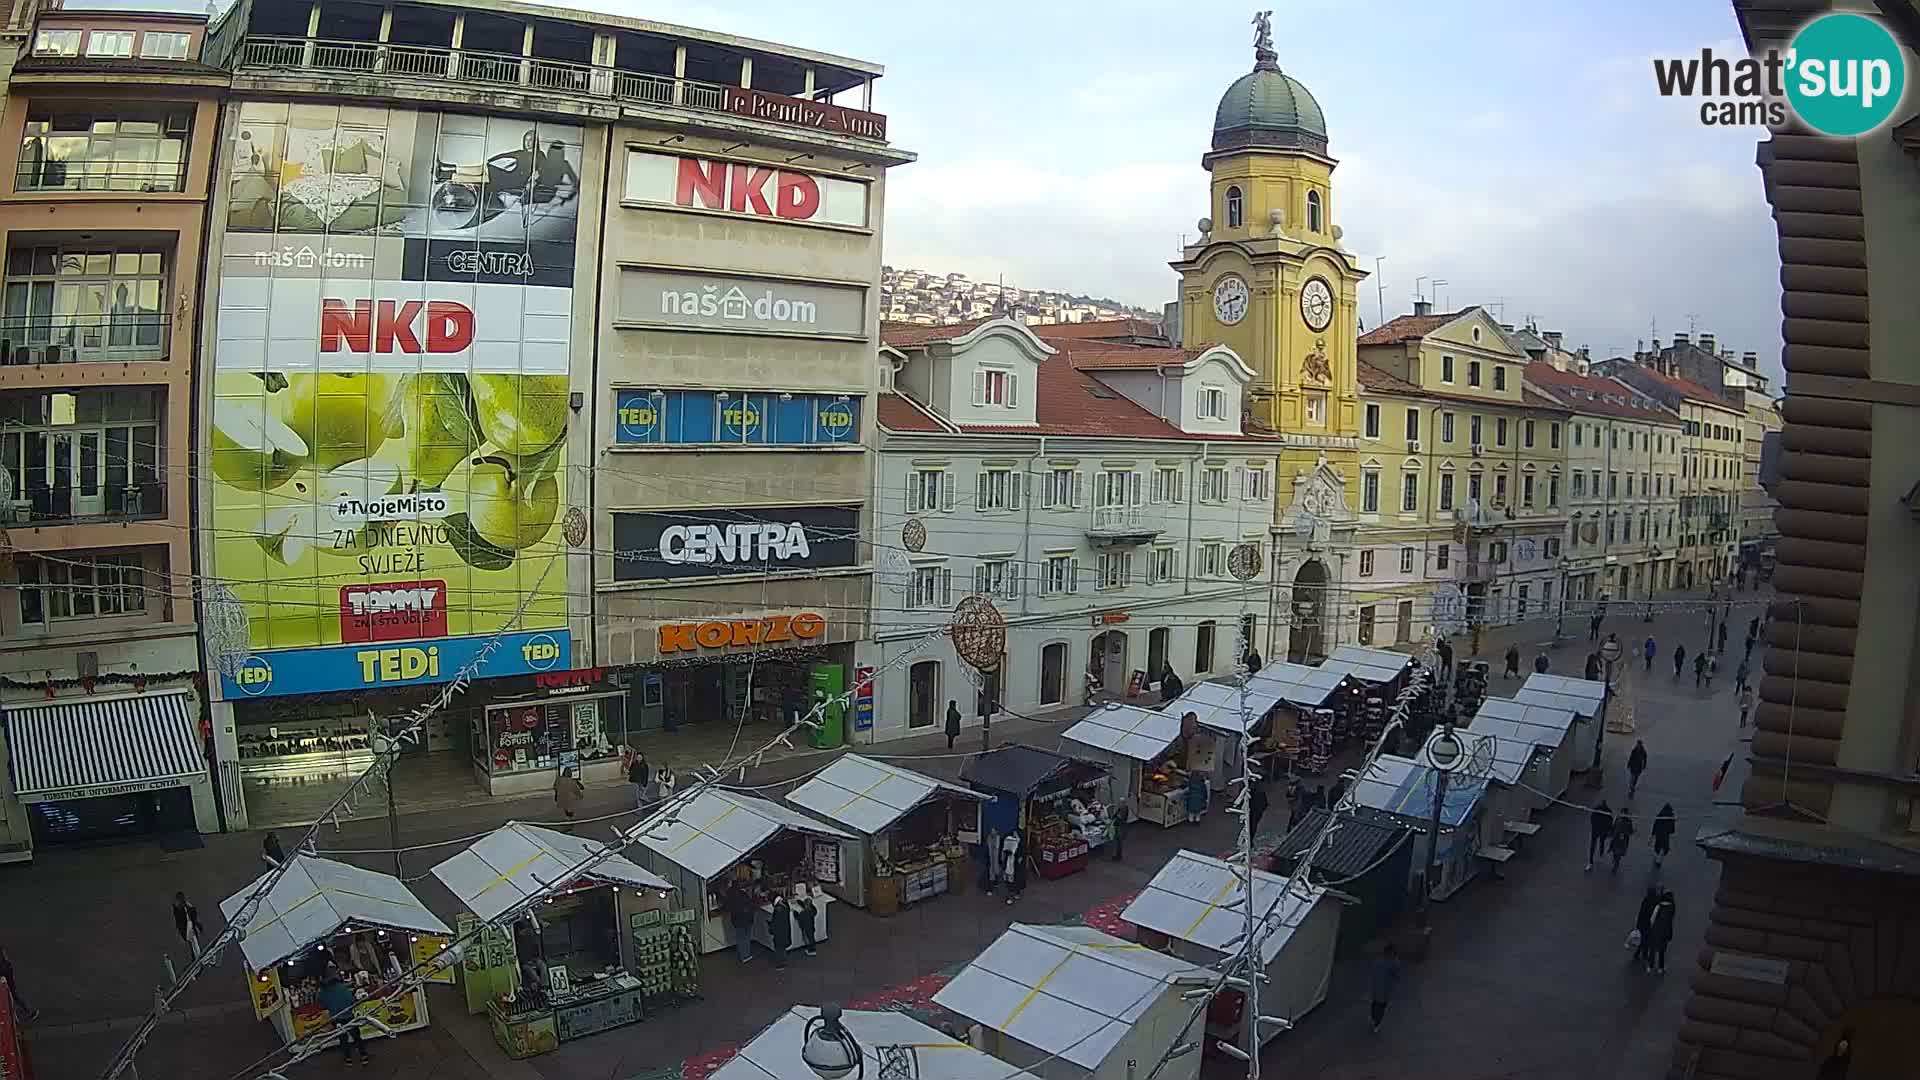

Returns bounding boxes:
[720,87,887,141]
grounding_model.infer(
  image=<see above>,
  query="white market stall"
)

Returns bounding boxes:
[1163,681,1286,792]
[933,923,1211,1080]
[1122,850,1338,1051]
[629,788,854,955]
[1470,698,1581,801]
[1247,661,1347,774]
[1350,754,1493,901]
[1421,727,1530,865]
[1318,644,1414,687]
[1061,703,1191,827]
[1514,674,1609,771]
[223,854,452,1047]
[783,754,988,911]
[430,822,687,1057]
[712,1005,1044,1080]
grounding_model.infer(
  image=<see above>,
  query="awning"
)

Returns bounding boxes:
[1319,645,1413,685]
[1247,662,1345,708]
[1471,699,1579,744]
[1164,681,1283,735]
[1430,727,1533,786]
[1351,754,1487,828]
[1514,674,1608,719]
[3,690,201,802]
[1060,703,1184,762]
[1122,849,1325,965]
[784,754,986,837]
[432,822,674,921]
[960,744,1108,798]
[632,789,853,881]
[221,854,450,974]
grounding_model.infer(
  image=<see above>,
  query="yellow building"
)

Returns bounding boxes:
[1169,21,1376,663]
[1354,306,1571,636]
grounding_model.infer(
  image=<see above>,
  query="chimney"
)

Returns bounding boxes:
[1699,332,1716,354]
[1651,337,1661,352]
[1742,351,1758,366]
[1674,332,1690,347]
[1543,331,1563,350]
[1413,299,1433,317]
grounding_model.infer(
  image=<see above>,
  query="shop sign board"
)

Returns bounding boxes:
[613,389,859,447]
[532,667,604,692]
[623,151,870,228]
[618,268,867,338]
[1091,611,1130,626]
[658,612,827,654]
[20,775,193,804]
[211,103,582,699]
[246,965,285,1021]
[719,87,888,142]
[1709,951,1789,985]
[412,934,456,985]
[853,665,875,732]
[811,837,842,885]
[611,505,859,581]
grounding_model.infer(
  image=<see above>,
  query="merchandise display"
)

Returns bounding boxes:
[630,909,700,1005]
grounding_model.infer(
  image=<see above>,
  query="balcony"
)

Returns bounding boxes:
[14,159,188,195]
[236,36,889,143]
[2,481,166,525]
[0,314,170,366]
[1086,505,1163,545]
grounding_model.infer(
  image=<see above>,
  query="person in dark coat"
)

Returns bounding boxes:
[318,971,368,1064]
[1717,622,1729,654]
[1109,804,1126,861]
[1634,885,1660,966]
[1589,611,1604,642]
[1643,636,1657,672]
[1435,638,1453,684]
[944,700,962,749]
[1245,648,1263,674]
[1160,667,1185,704]
[1693,651,1708,688]
[1185,771,1209,823]
[1609,812,1635,873]
[1645,890,1677,973]
[1651,803,1677,866]
[1585,652,1603,681]
[727,883,757,964]
[793,884,819,956]
[172,891,204,955]
[1818,1029,1854,1080]
[768,893,793,968]
[262,830,286,867]
[1673,643,1687,680]
[1586,800,1613,871]
[1249,784,1269,836]
[1628,740,1649,798]
[1504,645,1521,680]
[1533,651,1550,674]
[627,751,651,810]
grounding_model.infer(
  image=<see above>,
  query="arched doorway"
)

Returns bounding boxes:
[1289,560,1329,664]
[1089,630,1129,695]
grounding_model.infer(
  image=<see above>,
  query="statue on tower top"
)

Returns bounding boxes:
[1252,10,1278,70]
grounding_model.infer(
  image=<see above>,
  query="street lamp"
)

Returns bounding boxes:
[1592,637,1624,785]
[1417,725,1465,919]
[802,1004,863,1080]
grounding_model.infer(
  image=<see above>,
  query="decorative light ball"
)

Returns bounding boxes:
[203,583,253,677]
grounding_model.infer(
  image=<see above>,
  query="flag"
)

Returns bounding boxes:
[1711,753,1735,792]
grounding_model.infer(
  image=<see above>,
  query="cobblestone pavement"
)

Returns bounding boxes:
[0,592,1766,1080]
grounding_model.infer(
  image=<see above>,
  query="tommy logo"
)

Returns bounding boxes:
[340,580,449,643]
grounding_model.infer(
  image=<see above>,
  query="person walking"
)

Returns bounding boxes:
[982,829,1002,894]
[1643,636,1657,673]
[1646,890,1677,973]
[1585,652,1603,681]
[1633,885,1660,967]
[0,945,39,1021]
[1734,657,1751,694]
[318,971,369,1065]
[554,767,585,828]
[727,882,757,964]
[1627,740,1649,799]
[1738,684,1756,728]
[1589,610,1604,642]
[1000,830,1026,905]
[1705,652,1719,691]
[1717,621,1729,654]
[1368,944,1400,1033]
[1250,783,1269,836]
[1533,651,1550,674]
[1245,647,1263,675]
[262,830,286,868]
[1609,811,1635,873]
[1504,644,1521,680]
[1586,800,1614,871]
[1185,770,1209,823]
[1160,666,1186,704]
[626,750,651,811]
[1651,803,1677,867]
[944,700,962,750]
[768,893,793,969]
[1673,643,1687,680]
[1693,651,1708,689]
[793,884,820,957]
[1435,638,1453,685]
[172,891,204,956]
[1109,803,1126,862]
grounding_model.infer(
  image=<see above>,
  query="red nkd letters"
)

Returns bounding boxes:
[674,158,822,221]
[320,299,476,354]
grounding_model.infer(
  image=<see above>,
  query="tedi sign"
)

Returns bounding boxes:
[1652,13,1906,135]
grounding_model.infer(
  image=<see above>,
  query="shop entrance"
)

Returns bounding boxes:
[1039,643,1067,707]
[28,786,195,846]
[237,691,480,829]
[1288,560,1329,664]
[1090,630,1129,694]
[1147,627,1170,684]
[1396,599,1414,644]
[908,661,940,729]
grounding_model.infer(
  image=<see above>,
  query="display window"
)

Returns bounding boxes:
[478,695,627,775]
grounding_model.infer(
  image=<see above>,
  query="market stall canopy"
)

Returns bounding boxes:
[1122,849,1326,965]
[431,821,673,921]
[632,788,854,881]
[221,854,450,974]
[1425,727,1532,786]
[1273,808,1409,878]
[1246,662,1345,708]
[2,690,201,803]
[1513,674,1607,719]
[712,1005,1045,1080]
[1350,755,1487,829]
[1060,703,1185,762]
[960,744,1109,798]
[1165,681,1283,735]
[1319,645,1413,685]
[783,754,987,837]
[933,923,1208,1071]
[1471,698,1579,746]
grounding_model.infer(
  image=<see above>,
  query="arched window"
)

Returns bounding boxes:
[1306,190,1323,232]
[1225,186,1243,228]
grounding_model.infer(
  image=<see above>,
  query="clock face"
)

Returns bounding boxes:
[1212,275,1249,326]
[1300,277,1334,332]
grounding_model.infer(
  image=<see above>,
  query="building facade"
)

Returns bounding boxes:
[0,7,226,860]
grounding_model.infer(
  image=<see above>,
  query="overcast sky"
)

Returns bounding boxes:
[149,0,1785,375]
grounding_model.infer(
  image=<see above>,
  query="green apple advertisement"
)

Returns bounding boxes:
[211,102,583,699]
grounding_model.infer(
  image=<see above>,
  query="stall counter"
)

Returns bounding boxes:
[750,895,833,951]
[487,999,559,1059]
[1137,789,1186,828]
[552,974,646,1041]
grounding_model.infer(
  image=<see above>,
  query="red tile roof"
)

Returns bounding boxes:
[1522,362,1677,423]
[1356,362,1419,394]
[1617,362,1736,408]
[1356,309,1472,346]
[1063,345,1208,371]
[880,318,997,347]
[1358,361,1568,413]
[1521,388,1572,412]
[875,392,950,433]
[1029,318,1167,344]
[882,362,1279,442]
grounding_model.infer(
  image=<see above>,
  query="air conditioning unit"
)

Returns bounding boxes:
[1406,439,1422,453]
[1470,443,1485,457]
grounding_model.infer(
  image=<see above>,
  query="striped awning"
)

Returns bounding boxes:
[4,690,202,802]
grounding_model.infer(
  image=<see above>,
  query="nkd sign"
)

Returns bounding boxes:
[618,267,867,338]
[624,151,870,229]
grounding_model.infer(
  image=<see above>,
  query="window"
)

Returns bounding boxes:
[1572,473,1586,498]
[1097,550,1132,589]
[1468,472,1483,502]
[1198,542,1225,578]
[1574,424,1583,447]
[1306,190,1323,232]
[1405,408,1420,442]
[1516,584,1529,619]
[1201,466,1230,502]
[1304,391,1327,424]
[1094,469,1139,511]
[1495,417,1509,446]
[1358,605,1375,646]
[1524,419,1535,448]
[1364,403,1380,439]
[1591,469,1601,493]
[1399,548,1415,574]
[1608,472,1618,498]
[1359,549,1375,576]
[1494,365,1508,391]
[0,389,164,522]
[907,565,952,610]
[1470,415,1483,446]
[1441,412,1455,443]
[1242,466,1270,501]
[1225,185,1243,229]
[32,29,81,56]
[1611,429,1619,449]
[976,467,1022,510]
[1435,544,1450,570]
[1041,554,1078,596]
[1468,360,1482,387]
[1489,540,1509,563]
[1606,514,1617,544]
[1148,546,1178,584]
[1493,473,1509,503]
[1548,475,1560,507]
[1361,470,1380,513]
[973,368,1017,407]
[85,30,135,57]
[973,558,1018,600]
[1550,423,1561,449]
[1440,355,1455,382]
[1401,471,1418,513]
[1544,537,1561,558]
[1626,474,1634,497]
[4,242,171,358]
[1522,474,1535,507]
[16,551,145,623]
[1199,385,1226,420]
[906,468,951,512]
[1150,466,1183,505]
[1195,621,1216,674]
[1439,472,1455,510]
[139,31,191,60]
[1043,467,1079,509]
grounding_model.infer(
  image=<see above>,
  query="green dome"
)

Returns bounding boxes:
[1212,65,1328,155]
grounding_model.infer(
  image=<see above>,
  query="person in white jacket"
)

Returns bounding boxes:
[999,830,1026,904]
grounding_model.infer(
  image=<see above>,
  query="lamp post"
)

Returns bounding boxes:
[1417,725,1464,919]
[802,1004,864,1080]
[1592,637,1623,783]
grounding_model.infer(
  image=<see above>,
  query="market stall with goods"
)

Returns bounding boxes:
[711,1005,1045,1080]
[1513,674,1609,771]
[1349,754,1492,901]
[933,923,1210,1080]
[959,744,1112,881]
[1122,849,1338,1053]
[1319,645,1417,752]
[1469,698,1581,802]
[1060,703,1194,828]
[223,855,453,1048]
[629,789,854,955]
[1246,662,1347,774]
[1162,680,1286,793]
[430,822,683,1059]
[781,754,988,912]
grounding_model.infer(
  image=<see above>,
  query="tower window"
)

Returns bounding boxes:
[1225,186,1243,229]
[1306,190,1322,232]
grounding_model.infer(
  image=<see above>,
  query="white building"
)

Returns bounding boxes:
[862,318,1278,742]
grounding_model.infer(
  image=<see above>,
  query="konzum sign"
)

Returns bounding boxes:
[657,611,827,654]
[624,151,870,229]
